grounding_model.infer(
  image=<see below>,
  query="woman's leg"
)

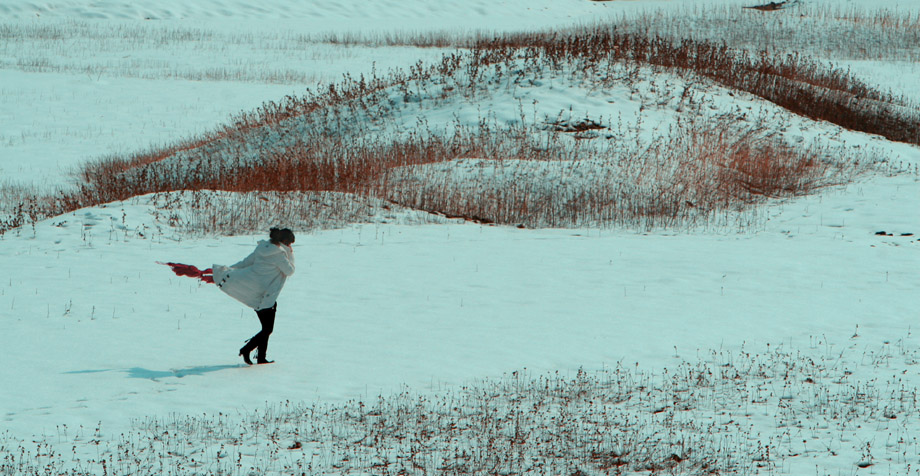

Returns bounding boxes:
[240,303,276,364]
[255,304,276,362]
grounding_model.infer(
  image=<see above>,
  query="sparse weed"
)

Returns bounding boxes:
[618,3,920,62]
[3,340,920,475]
[9,32,898,235]
[2,5,917,235]
[148,190,449,236]
[0,183,53,237]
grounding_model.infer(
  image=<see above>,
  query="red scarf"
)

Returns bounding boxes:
[159,262,214,283]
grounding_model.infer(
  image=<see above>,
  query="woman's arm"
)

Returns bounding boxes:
[273,245,295,277]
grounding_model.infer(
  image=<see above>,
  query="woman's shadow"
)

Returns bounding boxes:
[66,364,243,381]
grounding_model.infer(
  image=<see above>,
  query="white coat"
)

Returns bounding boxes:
[212,241,295,310]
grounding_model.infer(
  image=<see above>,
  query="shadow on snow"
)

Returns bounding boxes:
[64,364,244,381]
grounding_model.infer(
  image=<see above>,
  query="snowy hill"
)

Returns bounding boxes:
[1,0,919,474]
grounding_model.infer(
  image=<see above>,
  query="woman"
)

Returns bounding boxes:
[212,228,295,365]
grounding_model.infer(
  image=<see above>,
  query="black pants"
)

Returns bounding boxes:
[242,303,276,360]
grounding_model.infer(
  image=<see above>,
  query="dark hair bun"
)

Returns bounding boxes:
[269,227,295,245]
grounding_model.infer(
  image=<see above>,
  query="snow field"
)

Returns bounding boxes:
[1,0,920,474]
[2,170,919,473]
[6,342,920,474]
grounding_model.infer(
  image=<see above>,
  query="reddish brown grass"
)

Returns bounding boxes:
[3,26,906,234]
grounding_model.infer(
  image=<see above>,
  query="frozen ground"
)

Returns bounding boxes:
[1,169,918,472]
[1,0,919,474]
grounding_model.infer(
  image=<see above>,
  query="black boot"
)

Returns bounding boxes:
[239,347,253,365]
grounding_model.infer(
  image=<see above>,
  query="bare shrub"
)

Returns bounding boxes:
[382,117,862,229]
[474,29,919,145]
[619,3,920,62]
[0,183,57,237]
[148,190,448,236]
[4,15,910,234]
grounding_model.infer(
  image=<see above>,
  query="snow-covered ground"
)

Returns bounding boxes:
[2,171,918,472]
[2,0,919,474]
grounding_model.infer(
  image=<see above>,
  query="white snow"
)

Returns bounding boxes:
[1,0,919,474]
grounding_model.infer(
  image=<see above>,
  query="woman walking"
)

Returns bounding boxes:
[212,228,296,365]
